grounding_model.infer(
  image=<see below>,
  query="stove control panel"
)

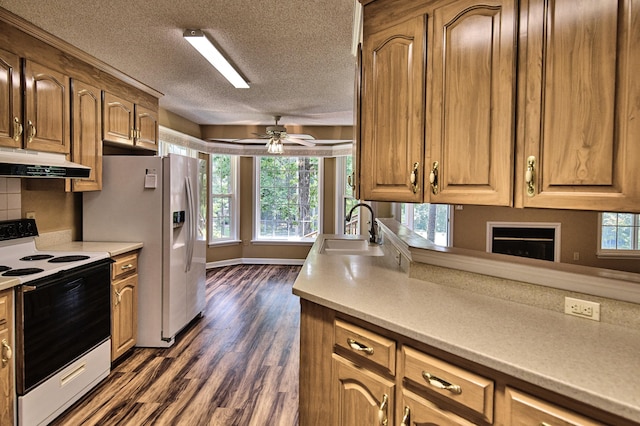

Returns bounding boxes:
[0,219,38,240]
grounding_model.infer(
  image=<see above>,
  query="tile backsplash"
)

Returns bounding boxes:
[0,178,21,220]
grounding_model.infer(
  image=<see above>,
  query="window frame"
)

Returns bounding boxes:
[394,203,453,247]
[209,154,240,245]
[253,156,323,244]
[597,212,640,259]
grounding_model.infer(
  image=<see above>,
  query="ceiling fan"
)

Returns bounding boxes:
[256,116,316,154]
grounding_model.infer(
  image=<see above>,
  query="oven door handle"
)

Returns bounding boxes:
[21,285,37,293]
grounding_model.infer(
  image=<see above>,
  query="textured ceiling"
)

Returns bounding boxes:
[0,0,357,127]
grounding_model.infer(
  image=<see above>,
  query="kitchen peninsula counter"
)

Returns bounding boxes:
[293,233,640,423]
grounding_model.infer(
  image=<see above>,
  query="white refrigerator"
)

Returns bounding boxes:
[83,154,206,347]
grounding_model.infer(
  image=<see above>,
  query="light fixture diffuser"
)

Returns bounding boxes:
[183,29,250,89]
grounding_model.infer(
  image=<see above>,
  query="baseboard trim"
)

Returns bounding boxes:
[207,258,305,269]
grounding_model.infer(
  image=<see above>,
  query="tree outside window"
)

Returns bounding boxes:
[257,156,320,241]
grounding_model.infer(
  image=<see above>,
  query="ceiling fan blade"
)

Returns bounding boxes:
[287,136,316,147]
[252,132,270,139]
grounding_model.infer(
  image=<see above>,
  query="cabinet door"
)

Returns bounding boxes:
[71,80,102,192]
[518,0,640,211]
[332,354,395,426]
[427,0,516,206]
[24,60,70,153]
[103,91,134,146]
[360,15,426,202]
[398,390,475,426]
[0,48,22,148]
[0,290,13,425]
[135,104,158,151]
[111,274,138,361]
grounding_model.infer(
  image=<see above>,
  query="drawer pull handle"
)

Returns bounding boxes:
[378,393,388,426]
[1,339,12,365]
[347,338,374,355]
[121,263,134,270]
[400,406,410,426]
[422,371,462,394]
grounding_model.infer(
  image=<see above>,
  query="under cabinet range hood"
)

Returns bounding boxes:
[0,148,91,178]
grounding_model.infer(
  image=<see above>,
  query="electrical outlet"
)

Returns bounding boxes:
[564,297,600,321]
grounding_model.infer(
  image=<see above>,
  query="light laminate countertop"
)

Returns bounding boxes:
[40,241,143,257]
[293,234,640,423]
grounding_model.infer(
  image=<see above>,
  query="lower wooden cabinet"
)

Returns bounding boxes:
[111,252,138,361]
[332,354,395,426]
[0,289,14,425]
[299,300,634,426]
[505,387,602,426]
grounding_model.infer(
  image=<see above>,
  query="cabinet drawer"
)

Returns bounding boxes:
[334,318,396,375]
[403,346,494,423]
[111,252,138,280]
[505,387,602,426]
[401,389,476,426]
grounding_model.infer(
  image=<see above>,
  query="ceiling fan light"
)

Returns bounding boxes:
[183,29,250,89]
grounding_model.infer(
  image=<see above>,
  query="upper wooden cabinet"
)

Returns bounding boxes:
[360,15,426,202]
[103,91,158,151]
[516,0,640,212]
[0,53,70,153]
[0,48,22,149]
[24,60,71,153]
[71,79,102,192]
[427,0,516,206]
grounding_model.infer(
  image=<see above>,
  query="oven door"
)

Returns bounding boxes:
[16,258,112,394]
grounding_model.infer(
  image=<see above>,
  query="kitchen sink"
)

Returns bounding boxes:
[320,238,384,256]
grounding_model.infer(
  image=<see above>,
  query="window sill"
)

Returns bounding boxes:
[597,250,640,259]
[251,239,315,246]
[209,239,242,247]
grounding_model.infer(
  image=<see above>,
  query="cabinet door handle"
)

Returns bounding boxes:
[410,162,420,193]
[378,393,388,426]
[400,406,410,426]
[429,161,439,195]
[27,120,36,143]
[1,339,12,365]
[346,338,374,355]
[13,117,23,142]
[525,155,536,196]
[422,371,462,394]
[114,289,122,306]
[347,172,355,190]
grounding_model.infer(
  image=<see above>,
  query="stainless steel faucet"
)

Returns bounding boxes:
[345,203,379,244]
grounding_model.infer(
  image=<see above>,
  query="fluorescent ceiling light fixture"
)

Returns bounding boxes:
[183,29,250,89]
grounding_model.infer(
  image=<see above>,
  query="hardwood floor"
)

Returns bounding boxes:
[51,264,301,426]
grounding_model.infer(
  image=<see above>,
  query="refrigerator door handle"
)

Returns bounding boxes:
[185,176,195,272]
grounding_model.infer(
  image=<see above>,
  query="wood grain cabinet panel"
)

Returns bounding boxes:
[0,48,22,148]
[332,354,395,426]
[505,387,602,426]
[360,15,426,202]
[135,104,159,151]
[71,79,102,192]
[427,0,516,206]
[111,252,138,361]
[103,91,135,146]
[517,0,640,211]
[399,389,475,426]
[0,289,14,425]
[24,60,70,153]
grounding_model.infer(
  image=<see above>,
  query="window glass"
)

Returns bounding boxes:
[257,157,320,241]
[210,154,238,243]
[600,212,640,251]
[399,203,451,246]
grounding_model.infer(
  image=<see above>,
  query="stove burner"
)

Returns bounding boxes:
[20,254,54,261]
[0,266,9,272]
[48,255,91,263]
[3,268,44,276]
